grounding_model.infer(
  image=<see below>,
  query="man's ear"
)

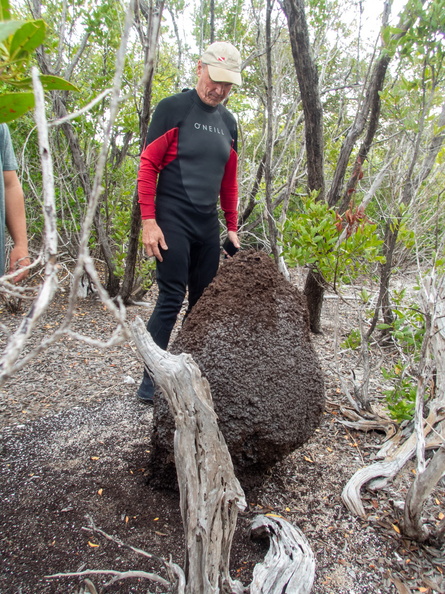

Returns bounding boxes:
[197,59,203,76]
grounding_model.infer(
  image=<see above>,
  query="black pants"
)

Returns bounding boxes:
[146,202,220,350]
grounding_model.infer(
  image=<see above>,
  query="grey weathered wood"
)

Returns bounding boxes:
[342,404,445,519]
[132,317,246,594]
[250,515,315,594]
[403,274,445,541]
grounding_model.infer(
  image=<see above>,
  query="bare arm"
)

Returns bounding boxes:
[4,170,29,282]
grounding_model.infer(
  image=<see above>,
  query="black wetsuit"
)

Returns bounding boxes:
[138,88,238,349]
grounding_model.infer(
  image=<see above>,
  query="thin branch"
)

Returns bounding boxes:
[48,89,113,127]
[46,569,170,588]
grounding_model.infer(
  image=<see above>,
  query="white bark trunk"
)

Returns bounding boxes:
[403,273,445,541]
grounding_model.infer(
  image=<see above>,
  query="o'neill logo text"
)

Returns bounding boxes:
[194,123,225,135]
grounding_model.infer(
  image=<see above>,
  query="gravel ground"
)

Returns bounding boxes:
[0,269,444,594]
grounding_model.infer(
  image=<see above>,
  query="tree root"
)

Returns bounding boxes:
[250,514,315,593]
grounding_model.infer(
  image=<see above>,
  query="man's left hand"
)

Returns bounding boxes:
[227,230,240,249]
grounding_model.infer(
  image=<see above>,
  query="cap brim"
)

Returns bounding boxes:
[207,64,242,86]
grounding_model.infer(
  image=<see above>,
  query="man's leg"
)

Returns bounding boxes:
[138,227,191,403]
[186,216,221,315]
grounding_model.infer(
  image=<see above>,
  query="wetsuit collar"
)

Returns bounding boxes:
[191,88,219,113]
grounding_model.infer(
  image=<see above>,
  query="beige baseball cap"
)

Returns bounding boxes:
[201,41,242,86]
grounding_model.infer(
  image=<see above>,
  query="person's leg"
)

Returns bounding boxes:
[186,214,220,315]
[138,226,191,402]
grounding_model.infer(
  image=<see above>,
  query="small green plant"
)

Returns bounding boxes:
[139,257,156,292]
[382,362,418,422]
[378,295,428,423]
[341,328,361,350]
[359,288,371,304]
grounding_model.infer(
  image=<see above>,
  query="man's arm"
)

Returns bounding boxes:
[138,100,179,261]
[220,143,240,250]
[4,170,29,282]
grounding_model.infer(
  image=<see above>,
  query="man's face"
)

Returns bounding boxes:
[196,61,233,107]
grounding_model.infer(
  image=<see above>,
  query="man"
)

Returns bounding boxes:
[0,123,29,283]
[137,41,242,403]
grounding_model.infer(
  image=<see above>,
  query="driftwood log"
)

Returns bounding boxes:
[131,317,316,593]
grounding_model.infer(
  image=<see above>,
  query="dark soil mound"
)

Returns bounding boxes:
[151,250,325,488]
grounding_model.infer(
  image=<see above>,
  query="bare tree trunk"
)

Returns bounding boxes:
[281,0,325,200]
[31,0,122,296]
[369,100,445,337]
[131,317,316,593]
[403,276,445,543]
[51,93,121,296]
[343,272,445,536]
[327,49,391,209]
[303,269,326,334]
[404,444,445,542]
[1,0,134,380]
[209,0,215,43]
[120,0,164,303]
[239,155,266,226]
[264,0,279,262]
[131,318,246,594]
[281,0,326,332]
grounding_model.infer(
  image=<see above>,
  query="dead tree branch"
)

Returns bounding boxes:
[0,1,134,386]
[403,272,445,542]
[250,514,315,593]
[131,318,316,593]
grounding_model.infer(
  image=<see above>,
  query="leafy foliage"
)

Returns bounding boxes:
[0,0,78,122]
[378,291,429,422]
[382,363,419,422]
[281,193,384,288]
[340,328,361,350]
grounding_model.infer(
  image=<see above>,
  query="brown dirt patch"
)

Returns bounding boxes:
[1,270,444,593]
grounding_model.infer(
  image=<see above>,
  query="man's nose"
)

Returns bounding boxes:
[214,84,225,95]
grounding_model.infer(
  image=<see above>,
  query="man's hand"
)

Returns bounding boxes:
[142,219,168,262]
[227,230,240,248]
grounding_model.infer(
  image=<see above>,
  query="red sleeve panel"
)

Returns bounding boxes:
[137,127,178,219]
[219,147,238,232]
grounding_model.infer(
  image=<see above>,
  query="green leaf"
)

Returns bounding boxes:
[10,74,80,92]
[0,20,23,43]
[9,20,46,60]
[38,74,80,92]
[0,92,34,123]
[0,0,11,21]
[382,26,391,46]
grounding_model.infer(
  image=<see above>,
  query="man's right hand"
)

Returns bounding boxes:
[142,219,168,262]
